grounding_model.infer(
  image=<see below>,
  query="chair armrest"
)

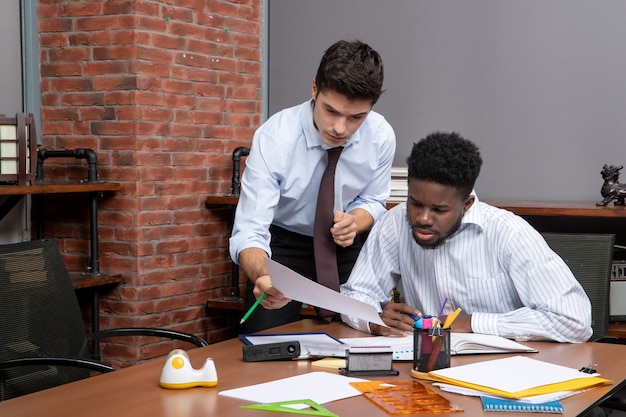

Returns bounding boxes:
[593,335,626,344]
[0,357,114,373]
[89,328,209,347]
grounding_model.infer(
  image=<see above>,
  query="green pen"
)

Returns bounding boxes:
[240,292,267,324]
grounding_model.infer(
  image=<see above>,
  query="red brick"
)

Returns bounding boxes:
[39,0,263,365]
[75,16,121,31]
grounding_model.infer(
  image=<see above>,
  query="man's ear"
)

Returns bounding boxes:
[311,78,317,100]
[463,194,475,213]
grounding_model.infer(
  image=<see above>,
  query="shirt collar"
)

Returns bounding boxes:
[458,191,484,233]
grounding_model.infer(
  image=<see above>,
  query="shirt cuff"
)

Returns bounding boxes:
[340,314,372,334]
[471,312,499,335]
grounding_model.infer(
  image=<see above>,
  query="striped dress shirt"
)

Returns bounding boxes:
[340,196,592,343]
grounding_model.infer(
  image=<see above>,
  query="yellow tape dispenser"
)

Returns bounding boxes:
[159,349,218,389]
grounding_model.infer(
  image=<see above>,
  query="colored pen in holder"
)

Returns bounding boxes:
[413,326,451,373]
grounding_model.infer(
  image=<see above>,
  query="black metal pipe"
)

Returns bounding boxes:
[37,148,99,183]
[229,146,250,197]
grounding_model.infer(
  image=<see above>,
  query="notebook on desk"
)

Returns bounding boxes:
[339,333,537,361]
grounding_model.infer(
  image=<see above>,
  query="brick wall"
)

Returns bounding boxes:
[37,0,261,366]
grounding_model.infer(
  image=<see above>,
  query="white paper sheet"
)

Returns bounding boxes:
[433,383,592,404]
[430,356,598,393]
[264,258,387,327]
[218,371,365,406]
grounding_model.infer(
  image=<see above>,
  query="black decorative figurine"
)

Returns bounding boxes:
[597,164,626,206]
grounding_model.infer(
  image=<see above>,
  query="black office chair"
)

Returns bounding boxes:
[0,238,208,401]
[542,233,615,342]
[542,232,626,412]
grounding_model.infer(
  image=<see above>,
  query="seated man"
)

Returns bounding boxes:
[340,131,592,343]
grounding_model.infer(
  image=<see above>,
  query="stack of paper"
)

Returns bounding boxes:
[387,167,408,203]
[426,356,612,399]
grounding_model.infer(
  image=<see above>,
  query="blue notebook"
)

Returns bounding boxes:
[481,396,564,413]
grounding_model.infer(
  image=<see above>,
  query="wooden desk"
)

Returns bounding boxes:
[2,319,626,417]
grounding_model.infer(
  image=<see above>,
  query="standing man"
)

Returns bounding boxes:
[230,39,396,332]
[340,132,592,343]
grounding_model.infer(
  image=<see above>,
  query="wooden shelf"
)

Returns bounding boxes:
[70,273,124,290]
[483,199,626,218]
[0,181,121,196]
[205,195,239,207]
[207,195,626,218]
[206,297,246,311]
[387,199,626,218]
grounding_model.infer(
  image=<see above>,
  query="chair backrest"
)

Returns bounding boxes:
[0,239,89,400]
[542,233,615,341]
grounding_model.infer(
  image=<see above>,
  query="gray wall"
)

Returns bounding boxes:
[0,0,23,115]
[0,0,32,244]
[268,0,626,200]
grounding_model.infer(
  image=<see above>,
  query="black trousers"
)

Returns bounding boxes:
[242,225,364,333]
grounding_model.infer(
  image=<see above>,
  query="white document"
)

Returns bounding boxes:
[264,258,387,327]
[434,383,592,404]
[218,371,365,406]
[430,356,599,394]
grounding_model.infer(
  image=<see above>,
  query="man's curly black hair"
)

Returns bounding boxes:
[406,131,482,198]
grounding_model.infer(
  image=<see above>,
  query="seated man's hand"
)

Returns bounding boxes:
[254,275,291,309]
[447,314,472,333]
[369,303,421,336]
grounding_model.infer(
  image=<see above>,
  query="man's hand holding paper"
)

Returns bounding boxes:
[264,258,388,328]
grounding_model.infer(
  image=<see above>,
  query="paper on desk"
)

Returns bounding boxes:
[429,356,610,398]
[265,258,387,327]
[218,371,365,406]
[434,383,592,404]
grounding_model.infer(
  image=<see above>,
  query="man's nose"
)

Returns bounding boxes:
[416,209,433,225]
[332,117,347,135]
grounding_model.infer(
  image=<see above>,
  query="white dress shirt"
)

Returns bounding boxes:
[340,196,593,343]
[229,100,396,263]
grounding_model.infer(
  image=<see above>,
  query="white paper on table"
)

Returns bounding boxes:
[430,356,599,393]
[265,258,387,327]
[218,371,365,407]
[434,383,592,404]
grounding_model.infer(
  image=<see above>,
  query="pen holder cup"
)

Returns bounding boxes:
[413,327,451,373]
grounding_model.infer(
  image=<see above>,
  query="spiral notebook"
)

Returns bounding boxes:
[481,396,564,413]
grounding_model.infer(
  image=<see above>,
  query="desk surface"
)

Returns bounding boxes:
[3,319,626,417]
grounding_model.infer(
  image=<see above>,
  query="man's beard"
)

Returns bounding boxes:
[411,215,463,249]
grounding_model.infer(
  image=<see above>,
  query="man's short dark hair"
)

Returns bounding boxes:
[315,39,384,105]
[407,132,483,197]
